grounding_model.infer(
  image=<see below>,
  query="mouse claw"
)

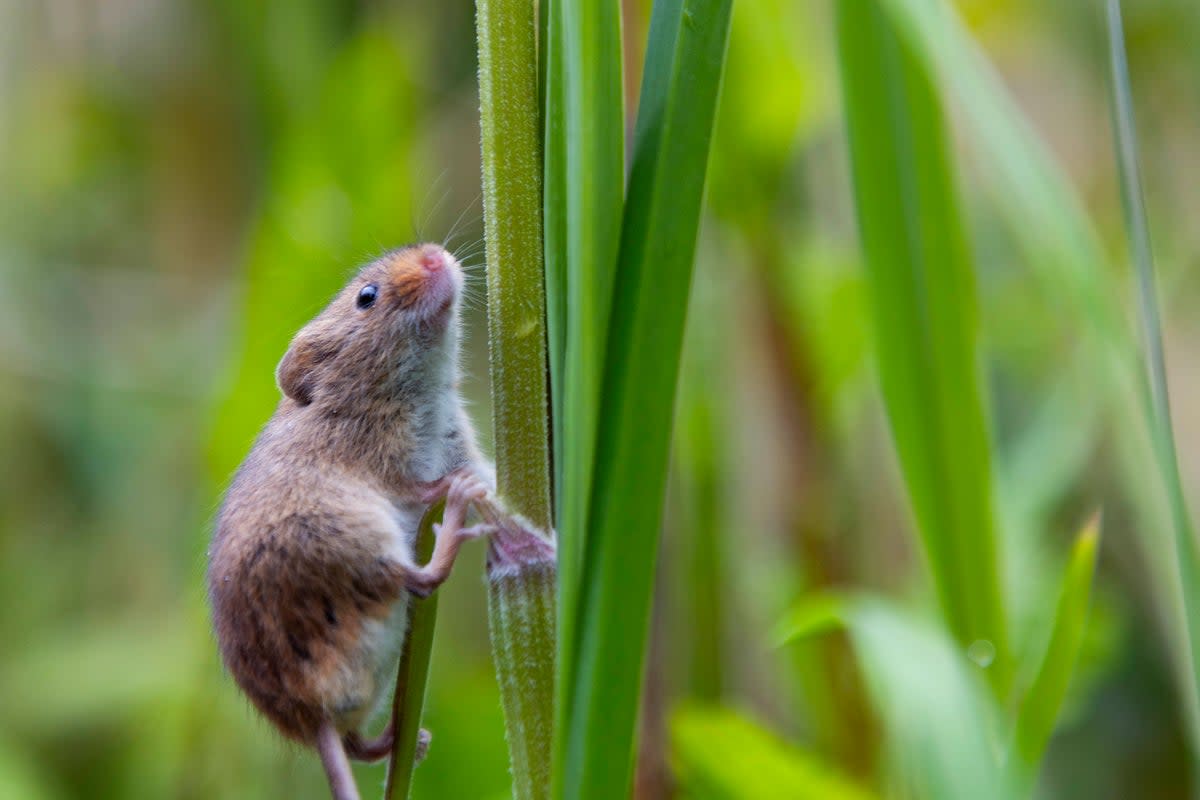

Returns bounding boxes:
[418,475,453,505]
[415,728,432,764]
[458,523,497,541]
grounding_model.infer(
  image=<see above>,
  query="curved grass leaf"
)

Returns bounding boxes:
[1013,515,1101,768]
[559,0,733,796]
[780,600,1019,800]
[835,0,1007,689]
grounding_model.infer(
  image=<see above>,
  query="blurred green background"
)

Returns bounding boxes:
[2,0,1199,798]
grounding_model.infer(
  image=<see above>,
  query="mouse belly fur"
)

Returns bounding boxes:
[209,473,421,744]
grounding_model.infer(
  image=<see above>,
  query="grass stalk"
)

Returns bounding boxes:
[474,0,557,795]
[383,502,443,800]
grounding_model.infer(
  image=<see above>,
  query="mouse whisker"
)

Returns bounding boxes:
[414,171,452,242]
[442,195,483,250]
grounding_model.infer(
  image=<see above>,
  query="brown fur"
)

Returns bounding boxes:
[208,244,484,748]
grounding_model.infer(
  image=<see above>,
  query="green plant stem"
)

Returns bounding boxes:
[477,0,552,528]
[383,501,443,800]
[475,0,557,796]
[483,508,557,800]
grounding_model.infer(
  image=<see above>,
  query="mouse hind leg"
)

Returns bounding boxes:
[317,721,361,800]
[345,723,432,764]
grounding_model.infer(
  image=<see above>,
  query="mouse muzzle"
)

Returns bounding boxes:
[390,244,461,324]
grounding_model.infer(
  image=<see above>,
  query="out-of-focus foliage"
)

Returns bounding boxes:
[2,0,1200,798]
[670,707,876,800]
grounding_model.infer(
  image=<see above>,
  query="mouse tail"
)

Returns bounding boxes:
[316,721,361,800]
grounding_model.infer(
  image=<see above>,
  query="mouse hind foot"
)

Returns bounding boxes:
[344,723,432,764]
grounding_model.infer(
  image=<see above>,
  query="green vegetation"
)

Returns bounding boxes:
[3,1,1200,798]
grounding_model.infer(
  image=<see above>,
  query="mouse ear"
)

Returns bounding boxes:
[276,331,339,406]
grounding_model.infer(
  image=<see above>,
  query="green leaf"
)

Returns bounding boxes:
[1013,515,1101,768]
[780,601,1019,799]
[835,0,1007,689]
[876,0,1126,357]
[670,707,877,800]
[1104,0,1200,750]
[558,0,733,797]
[547,0,626,785]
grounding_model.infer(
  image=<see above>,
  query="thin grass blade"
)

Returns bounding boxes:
[835,0,1007,689]
[1104,0,1200,751]
[1012,514,1101,768]
[560,0,733,796]
[383,501,443,800]
[548,0,627,790]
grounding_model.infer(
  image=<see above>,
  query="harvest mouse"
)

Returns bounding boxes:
[208,243,492,800]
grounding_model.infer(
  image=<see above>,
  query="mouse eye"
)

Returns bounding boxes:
[356,284,378,310]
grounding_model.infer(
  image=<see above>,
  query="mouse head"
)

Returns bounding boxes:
[276,244,465,408]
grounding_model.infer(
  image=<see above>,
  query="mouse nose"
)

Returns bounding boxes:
[417,246,447,274]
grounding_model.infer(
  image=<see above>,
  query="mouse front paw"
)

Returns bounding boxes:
[441,472,488,529]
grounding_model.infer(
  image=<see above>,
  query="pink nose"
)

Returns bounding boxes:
[418,247,445,273]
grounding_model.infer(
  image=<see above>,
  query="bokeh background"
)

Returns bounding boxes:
[2,0,1199,798]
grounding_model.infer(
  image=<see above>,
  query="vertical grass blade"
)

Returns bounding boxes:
[548,0,626,789]
[474,0,556,796]
[878,0,1125,356]
[542,0,567,498]
[383,502,442,800]
[1012,515,1100,768]
[561,1,733,796]
[835,0,1008,688]
[1104,0,1200,747]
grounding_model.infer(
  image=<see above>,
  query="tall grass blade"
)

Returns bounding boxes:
[877,0,1126,357]
[1104,0,1200,748]
[1012,515,1100,769]
[542,0,567,499]
[561,0,733,796]
[383,502,443,800]
[835,0,1008,688]
[548,0,626,790]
